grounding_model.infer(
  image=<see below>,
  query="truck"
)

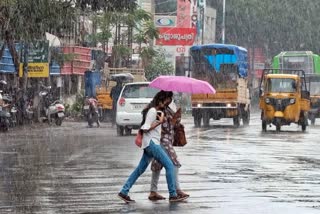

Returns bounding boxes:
[189,44,251,127]
[272,51,320,74]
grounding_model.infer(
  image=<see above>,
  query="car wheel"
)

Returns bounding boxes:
[124,127,132,135]
[117,125,124,136]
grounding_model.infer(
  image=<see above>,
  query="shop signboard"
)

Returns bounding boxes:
[156,27,196,46]
[19,40,49,77]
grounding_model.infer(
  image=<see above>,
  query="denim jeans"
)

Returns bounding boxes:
[151,166,180,192]
[120,141,177,197]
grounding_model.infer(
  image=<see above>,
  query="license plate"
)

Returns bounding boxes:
[133,104,146,109]
[84,105,89,110]
[58,112,64,117]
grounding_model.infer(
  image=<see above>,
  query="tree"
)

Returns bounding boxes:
[145,48,174,81]
[0,0,76,90]
[214,0,320,57]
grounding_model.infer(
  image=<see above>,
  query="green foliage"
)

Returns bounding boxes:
[214,0,320,56]
[145,49,174,81]
[69,92,85,116]
[1,0,76,41]
[75,0,138,12]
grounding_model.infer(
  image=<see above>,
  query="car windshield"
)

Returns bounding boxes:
[122,84,159,98]
[267,78,297,93]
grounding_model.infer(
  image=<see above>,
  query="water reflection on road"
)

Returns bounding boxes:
[0,113,320,213]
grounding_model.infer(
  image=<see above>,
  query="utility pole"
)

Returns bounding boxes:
[201,7,204,44]
[222,0,226,44]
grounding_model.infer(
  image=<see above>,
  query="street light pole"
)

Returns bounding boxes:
[221,0,226,44]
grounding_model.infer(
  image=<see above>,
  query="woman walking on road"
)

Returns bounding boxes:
[118,91,188,203]
[148,91,189,201]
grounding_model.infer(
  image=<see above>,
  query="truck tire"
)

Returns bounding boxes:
[243,109,250,126]
[203,111,210,127]
[310,114,316,125]
[194,114,201,127]
[233,115,240,128]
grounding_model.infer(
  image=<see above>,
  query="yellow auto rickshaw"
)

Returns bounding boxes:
[259,69,310,132]
[306,74,320,125]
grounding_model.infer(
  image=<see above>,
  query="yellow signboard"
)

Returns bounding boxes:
[19,63,49,78]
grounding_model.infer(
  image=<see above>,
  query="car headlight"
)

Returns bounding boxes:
[197,103,202,108]
[289,98,295,104]
[265,98,270,104]
[226,103,232,108]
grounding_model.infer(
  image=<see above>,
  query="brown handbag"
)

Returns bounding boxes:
[135,130,143,148]
[173,123,187,147]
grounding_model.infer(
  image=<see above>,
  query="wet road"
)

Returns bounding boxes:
[1,112,320,214]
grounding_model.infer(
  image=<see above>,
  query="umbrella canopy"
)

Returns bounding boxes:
[149,76,216,94]
[45,32,61,47]
[110,73,134,82]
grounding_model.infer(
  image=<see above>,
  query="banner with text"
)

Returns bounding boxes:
[156,27,196,46]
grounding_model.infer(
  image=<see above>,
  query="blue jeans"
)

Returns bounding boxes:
[120,141,177,197]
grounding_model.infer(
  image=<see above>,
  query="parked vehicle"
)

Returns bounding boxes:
[39,86,65,126]
[0,91,10,132]
[259,69,310,132]
[0,105,10,132]
[306,74,320,125]
[2,94,17,127]
[116,82,159,136]
[189,44,251,127]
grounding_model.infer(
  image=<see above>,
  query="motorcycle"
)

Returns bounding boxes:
[84,97,100,128]
[0,105,10,132]
[0,90,10,131]
[2,94,17,127]
[39,86,65,126]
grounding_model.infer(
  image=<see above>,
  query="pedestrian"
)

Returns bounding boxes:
[148,91,189,201]
[117,90,188,203]
[110,80,122,127]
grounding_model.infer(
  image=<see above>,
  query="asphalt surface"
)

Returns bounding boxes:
[1,112,320,214]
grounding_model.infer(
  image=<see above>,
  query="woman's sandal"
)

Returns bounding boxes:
[148,192,166,201]
[177,190,190,198]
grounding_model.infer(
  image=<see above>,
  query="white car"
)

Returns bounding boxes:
[116,82,159,136]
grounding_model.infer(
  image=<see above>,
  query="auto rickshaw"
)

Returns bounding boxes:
[95,73,134,121]
[306,74,320,125]
[259,69,310,132]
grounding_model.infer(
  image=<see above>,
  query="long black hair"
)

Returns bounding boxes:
[140,90,172,126]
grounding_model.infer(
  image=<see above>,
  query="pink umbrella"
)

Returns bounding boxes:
[149,75,216,94]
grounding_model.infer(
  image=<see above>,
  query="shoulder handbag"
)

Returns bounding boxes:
[173,124,187,147]
[135,129,143,148]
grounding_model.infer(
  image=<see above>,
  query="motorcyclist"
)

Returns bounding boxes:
[86,97,100,128]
